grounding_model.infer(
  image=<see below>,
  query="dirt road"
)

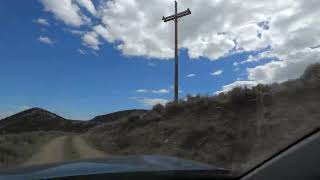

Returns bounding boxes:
[23,135,106,166]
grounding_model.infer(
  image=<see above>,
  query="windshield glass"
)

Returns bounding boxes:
[0,0,319,177]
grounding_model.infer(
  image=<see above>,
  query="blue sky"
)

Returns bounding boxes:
[0,0,316,119]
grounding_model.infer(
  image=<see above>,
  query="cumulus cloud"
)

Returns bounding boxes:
[215,81,258,94]
[38,36,53,45]
[248,49,320,84]
[136,89,148,93]
[20,106,31,110]
[67,29,85,36]
[40,0,320,85]
[89,0,283,59]
[75,0,97,15]
[140,98,168,106]
[243,0,320,83]
[148,62,156,67]
[0,111,14,120]
[136,88,170,94]
[240,50,274,65]
[82,31,100,50]
[33,18,50,26]
[152,89,169,94]
[40,0,91,27]
[187,74,196,78]
[78,48,86,55]
[210,70,223,76]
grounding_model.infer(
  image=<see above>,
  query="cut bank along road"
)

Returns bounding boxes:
[23,135,106,166]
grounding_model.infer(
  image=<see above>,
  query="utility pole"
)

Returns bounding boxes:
[162,1,191,103]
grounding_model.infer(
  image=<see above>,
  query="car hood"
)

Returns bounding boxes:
[0,155,230,179]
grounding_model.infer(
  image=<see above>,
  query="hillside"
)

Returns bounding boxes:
[0,108,149,134]
[90,109,148,124]
[0,108,96,133]
[85,64,320,174]
[1,64,320,173]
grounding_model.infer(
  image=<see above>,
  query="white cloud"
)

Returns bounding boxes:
[210,70,223,76]
[82,31,100,50]
[136,89,148,93]
[152,89,169,94]
[215,81,258,94]
[67,29,85,36]
[40,0,91,27]
[140,98,169,106]
[187,74,196,78]
[20,106,31,110]
[38,36,53,45]
[136,88,169,94]
[93,25,114,43]
[78,48,86,55]
[88,0,285,59]
[75,0,97,15]
[41,0,320,85]
[0,111,14,120]
[33,18,50,26]
[248,49,320,84]
[92,51,99,56]
[240,51,274,64]
[148,62,156,67]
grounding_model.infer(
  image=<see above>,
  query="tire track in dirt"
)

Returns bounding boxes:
[23,136,69,166]
[22,135,107,167]
[72,136,106,159]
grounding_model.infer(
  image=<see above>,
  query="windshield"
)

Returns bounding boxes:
[0,0,319,178]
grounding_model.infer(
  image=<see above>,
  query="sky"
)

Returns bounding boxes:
[0,0,319,120]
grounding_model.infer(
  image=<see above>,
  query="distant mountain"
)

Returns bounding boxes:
[0,108,149,134]
[0,108,96,133]
[90,109,149,123]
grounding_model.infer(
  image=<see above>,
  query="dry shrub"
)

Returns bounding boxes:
[85,64,320,174]
[152,104,165,113]
[164,102,185,115]
[0,131,63,167]
[228,87,257,106]
[115,135,130,149]
[180,127,210,149]
[186,94,202,104]
[301,63,320,83]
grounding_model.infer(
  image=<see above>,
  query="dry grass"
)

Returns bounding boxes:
[0,131,64,168]
[85,64,320,174]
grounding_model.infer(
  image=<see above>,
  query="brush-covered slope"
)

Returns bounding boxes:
[86,63,320,174]
[0,108,96,133]
[90,109,149,124]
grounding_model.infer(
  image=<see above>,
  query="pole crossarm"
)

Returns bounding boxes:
[162,8,191,22]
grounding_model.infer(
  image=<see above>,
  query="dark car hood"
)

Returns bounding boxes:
[0,155,230,179]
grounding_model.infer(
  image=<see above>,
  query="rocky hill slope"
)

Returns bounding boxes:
[0,108,95,133]
[2,64,320,174]
[85,64,320,174]
[90,109,148,124]
[0,108,148,134]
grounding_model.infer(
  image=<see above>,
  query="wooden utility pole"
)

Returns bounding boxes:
[162,1,191,103]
